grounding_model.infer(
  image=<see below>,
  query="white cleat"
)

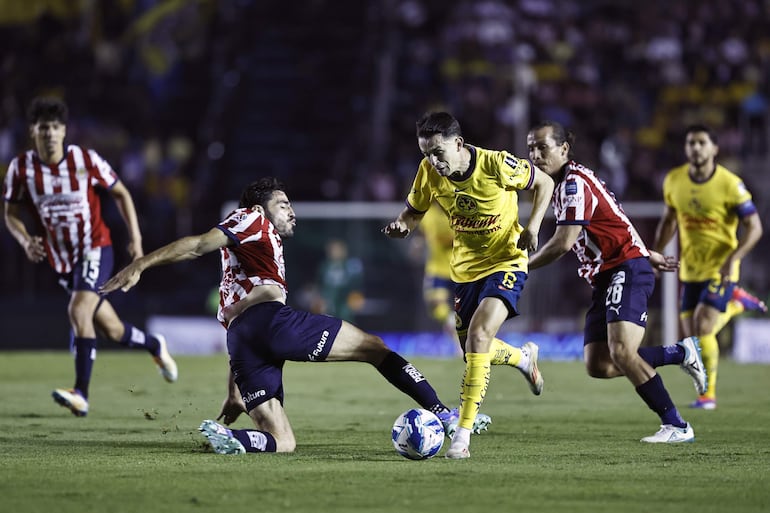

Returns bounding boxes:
[518,342,544,395]
[640,423,695,443]
[677,336,707,395]
[152,334,178,383]
[52,388,89,417]
[445,441,471,459]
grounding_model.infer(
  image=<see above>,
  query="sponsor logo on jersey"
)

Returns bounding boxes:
[503,155,520,171]
[640,311,648,322]
[231,211,248,223]
[452,214,499,229]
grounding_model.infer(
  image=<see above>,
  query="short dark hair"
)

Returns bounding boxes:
[27,96,68,125]
[239,177,285,208]
[416,112,463,139]
[684,124,718,144]
[531,120,576,159]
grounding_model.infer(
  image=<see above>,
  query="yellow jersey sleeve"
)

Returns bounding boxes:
[406,160,436,213]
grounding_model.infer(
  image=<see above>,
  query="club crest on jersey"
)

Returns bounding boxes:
[455,194,478,214]
[566,180,578,195]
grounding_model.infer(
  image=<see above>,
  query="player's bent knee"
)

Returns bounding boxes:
[355,333,390,363]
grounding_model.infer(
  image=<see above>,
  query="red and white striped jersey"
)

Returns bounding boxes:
[553,160,649,284]
[216,207,288,325]
[3,145,118,274]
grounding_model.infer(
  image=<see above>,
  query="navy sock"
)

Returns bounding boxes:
[635,374,687,428]
[376,351,447,412]
[73,337,97,399]
[119,322,160,355]
[637,345,684,368]
[231,429,278,453]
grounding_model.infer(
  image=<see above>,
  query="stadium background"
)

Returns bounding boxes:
[0,0,768,354]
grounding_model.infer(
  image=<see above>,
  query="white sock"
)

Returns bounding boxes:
[450,426,472,448]
[516,346,531,370]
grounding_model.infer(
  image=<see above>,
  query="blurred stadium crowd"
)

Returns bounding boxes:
[1,0,768,336]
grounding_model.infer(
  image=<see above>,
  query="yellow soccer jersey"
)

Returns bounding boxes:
[419,203,453,280]
[663,163,755,282]
[407,145,535,283]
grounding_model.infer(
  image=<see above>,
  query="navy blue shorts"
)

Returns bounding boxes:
[584,257,654,344]
[227,301,342,411]
[58,246,115,294]
[454,271,527,333]
[680,279,735,313]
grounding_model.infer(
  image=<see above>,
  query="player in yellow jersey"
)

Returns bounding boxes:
[416,202,456,334]
[653,124,765,410]
[384,112,554,459]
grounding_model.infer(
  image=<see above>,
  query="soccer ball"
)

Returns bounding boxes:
[391,408,445,460]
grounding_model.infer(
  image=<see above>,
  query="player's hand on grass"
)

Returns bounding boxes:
[649,251,678,273]
[217,396,247,425]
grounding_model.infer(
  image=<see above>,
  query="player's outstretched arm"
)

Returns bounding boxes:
[719,212,763,280]
[519,166,555,252]
[100,228,231,293]
[652,204,678,252]
[4,202,46,263]
[110,181,144,260]
[383,207,424,238]
[648,250,679,273]
[528,224,582,271]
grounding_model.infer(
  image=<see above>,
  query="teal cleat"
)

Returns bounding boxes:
[436,408,492,438]
[199,420,246,454]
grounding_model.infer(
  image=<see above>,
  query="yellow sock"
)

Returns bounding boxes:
[488,338,522,366]
[713,300,744,334]
[458,352,490,430]
[698,332,719,399]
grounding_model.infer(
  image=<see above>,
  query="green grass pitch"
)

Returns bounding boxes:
[1,351,769,513]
